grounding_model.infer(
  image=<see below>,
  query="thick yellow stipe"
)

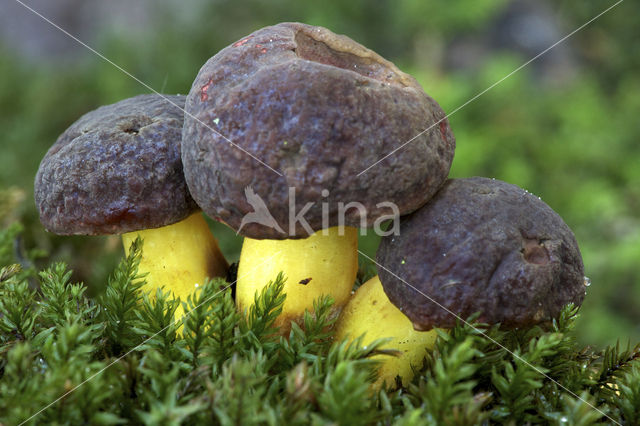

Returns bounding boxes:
[335,275,438,390]
[236,226,358,331]
[122,213,228,319]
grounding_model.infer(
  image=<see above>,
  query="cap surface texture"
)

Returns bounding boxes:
[35,94,197,235]
[182,22,455,239]
[377,177,586,329]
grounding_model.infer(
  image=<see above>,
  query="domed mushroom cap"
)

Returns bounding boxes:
[377,177,586,330]
[182,22,455,239]
[35,94,198,235]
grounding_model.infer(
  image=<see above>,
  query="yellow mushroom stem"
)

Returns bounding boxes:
[122,212,228,320]
[236,226,358,333]
[335,275,439,390]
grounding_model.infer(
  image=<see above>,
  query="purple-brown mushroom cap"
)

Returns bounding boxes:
[377,177,586,330]
[182,22,455,239]
[35,94,198,235]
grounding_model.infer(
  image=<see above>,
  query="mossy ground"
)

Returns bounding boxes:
[1,228,639,425]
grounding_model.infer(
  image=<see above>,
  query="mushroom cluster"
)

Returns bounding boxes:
[35,22,587,389]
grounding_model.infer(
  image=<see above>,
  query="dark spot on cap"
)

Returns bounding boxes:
[522,238,550,265]
[299,277,312,285]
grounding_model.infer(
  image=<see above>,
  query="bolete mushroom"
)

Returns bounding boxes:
[336,177,586,389]
[335,275,438,389]
[34,94,228,319]
[181,22,455,331]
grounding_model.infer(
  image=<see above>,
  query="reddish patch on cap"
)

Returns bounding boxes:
[233,35,253,47]
[200,78,213,102]
[439,120,448,142]
[255,43,268,54]
[99,207,139,227]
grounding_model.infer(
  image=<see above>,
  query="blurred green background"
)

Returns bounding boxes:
[0,0,637,348]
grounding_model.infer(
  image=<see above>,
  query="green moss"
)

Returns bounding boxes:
[1,225,639,424]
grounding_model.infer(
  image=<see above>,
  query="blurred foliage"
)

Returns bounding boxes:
[0,0,638,348]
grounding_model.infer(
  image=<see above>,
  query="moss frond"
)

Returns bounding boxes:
[1,228,639,424]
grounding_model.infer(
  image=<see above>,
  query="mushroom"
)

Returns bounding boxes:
[335,275,438,389]
[181,22,455,331]
[34,94,228,319]
[336,177,586,389]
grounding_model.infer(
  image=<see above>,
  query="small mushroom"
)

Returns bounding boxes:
[34,94,228,319]
[336,177,586,389]
[377,177,586,330]
[181,22,455,331]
